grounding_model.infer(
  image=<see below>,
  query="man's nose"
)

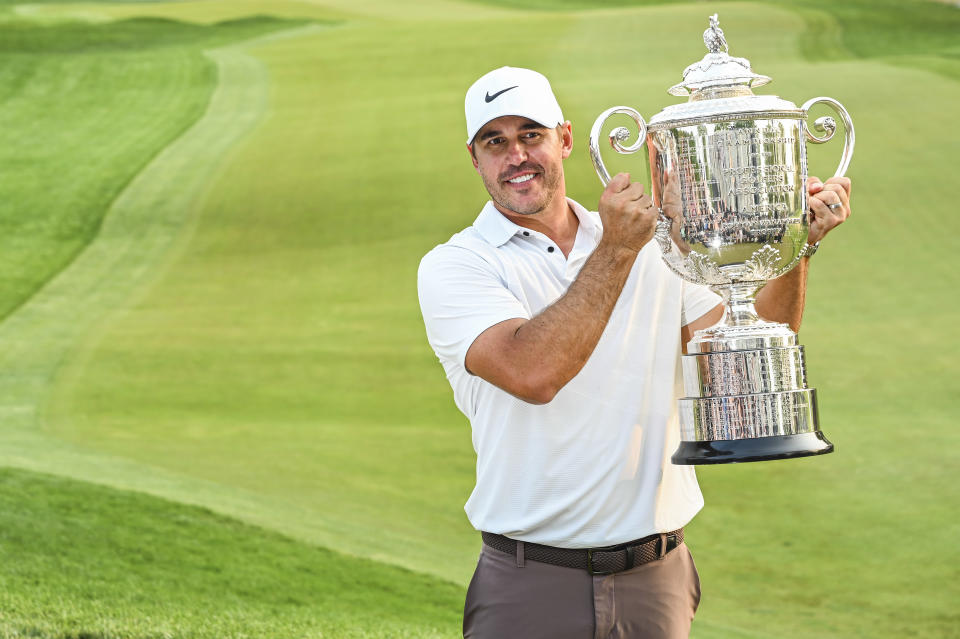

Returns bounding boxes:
[505,139,527,164]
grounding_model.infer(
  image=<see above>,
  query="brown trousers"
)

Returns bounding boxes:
[463,541,701,639]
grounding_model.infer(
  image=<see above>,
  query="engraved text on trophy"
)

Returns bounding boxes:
[669,119,807,266]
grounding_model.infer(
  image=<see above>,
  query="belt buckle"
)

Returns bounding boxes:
[586,549,614,576]
[658,533,679,557]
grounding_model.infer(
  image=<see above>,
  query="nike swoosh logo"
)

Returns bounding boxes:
[485,86,518,103]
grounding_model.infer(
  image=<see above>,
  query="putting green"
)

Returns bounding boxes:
[0,0,957,637]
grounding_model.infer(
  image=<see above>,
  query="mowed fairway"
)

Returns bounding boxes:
[0,0,958,637]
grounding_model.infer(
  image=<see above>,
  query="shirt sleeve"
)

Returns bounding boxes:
[418,245,530,370]
[680,279,722,327]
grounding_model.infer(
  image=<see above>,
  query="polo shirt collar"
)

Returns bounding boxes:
[567,197,602,244]
[473,198,601,247]
[473,201,519,247]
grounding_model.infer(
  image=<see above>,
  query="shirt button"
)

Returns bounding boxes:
[523,231,530,236]
[547,246,555,253]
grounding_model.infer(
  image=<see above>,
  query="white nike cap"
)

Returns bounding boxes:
[465,66,564,144]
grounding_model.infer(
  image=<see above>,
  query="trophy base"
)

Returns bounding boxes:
[671,431,834,465]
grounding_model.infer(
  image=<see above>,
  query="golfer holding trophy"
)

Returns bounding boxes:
[419,13,853,637]
[590,14,855,464]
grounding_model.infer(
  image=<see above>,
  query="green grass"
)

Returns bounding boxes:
[0,14,305,321]
[0,467,463,638]
[468,0,960,78]
[0,0,957,637]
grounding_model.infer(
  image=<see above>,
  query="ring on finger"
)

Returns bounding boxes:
[828,202,843,210]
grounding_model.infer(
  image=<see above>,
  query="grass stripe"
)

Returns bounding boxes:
[0,26,333,529]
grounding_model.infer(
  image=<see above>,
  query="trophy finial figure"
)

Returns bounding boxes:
[704,14,728,53]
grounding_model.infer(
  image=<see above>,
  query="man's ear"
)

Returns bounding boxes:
[466,143,480,171]
[560,121,573,160]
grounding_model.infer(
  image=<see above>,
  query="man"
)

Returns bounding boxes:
[417,67,850,638]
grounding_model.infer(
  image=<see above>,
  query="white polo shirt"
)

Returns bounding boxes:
[417,198,720,548]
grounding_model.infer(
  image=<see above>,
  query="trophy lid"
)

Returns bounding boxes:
[668,14,771,99]
[647,14,801,128]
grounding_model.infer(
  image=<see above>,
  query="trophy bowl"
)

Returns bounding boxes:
[589,14,854,464]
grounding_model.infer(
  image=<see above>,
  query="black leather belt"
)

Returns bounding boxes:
[481,528,684,575]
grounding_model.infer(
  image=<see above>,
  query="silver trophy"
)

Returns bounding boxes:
[589,14,854,464]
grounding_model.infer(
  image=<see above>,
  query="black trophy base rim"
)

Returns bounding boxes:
[671,431,834,465]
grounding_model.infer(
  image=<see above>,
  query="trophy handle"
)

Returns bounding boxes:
[588,106,648,186]
[589,106,674,251]
[801,97,855,178]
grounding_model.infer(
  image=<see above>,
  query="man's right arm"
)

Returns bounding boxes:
[465,173,660,404]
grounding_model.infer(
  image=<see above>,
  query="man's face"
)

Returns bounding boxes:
[469,116,573,216]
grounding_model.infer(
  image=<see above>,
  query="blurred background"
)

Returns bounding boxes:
[0,0,957,637]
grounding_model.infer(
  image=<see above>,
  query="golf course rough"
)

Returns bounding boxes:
[0,0,958,637]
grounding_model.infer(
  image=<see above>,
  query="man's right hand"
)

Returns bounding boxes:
[598,172,659,254]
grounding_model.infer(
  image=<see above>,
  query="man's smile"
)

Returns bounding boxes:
[500,163,544,188]
[506,173,538,185]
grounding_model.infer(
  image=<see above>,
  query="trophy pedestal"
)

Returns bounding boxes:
[672,431,833,465]
[672,318,835,465]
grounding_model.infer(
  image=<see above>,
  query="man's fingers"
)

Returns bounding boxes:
[813,189,843,208]
[603,179,646,206]
[623,182,647,201]
[808,194,846,241]
[825,176,851,198]
[821,183,850,210]
[607,172,631,192]
[634,194,656,212]
[807,176,853,244]
[600,173,655,213]
[812,184,850,219]
[810,192,843,215]
[824,177,852,211]
[807,175,824,193]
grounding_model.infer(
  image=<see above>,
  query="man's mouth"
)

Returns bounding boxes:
[506,172,538,184]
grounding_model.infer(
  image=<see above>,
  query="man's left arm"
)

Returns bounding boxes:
[754,176,852,332]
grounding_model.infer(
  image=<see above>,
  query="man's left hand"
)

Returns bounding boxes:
[807,175,852,244]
